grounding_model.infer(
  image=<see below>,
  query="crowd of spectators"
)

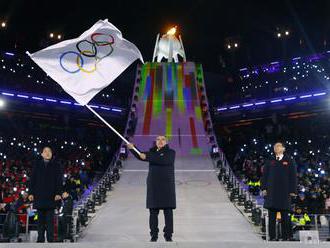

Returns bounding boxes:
[219,114,330,217]
[216,51,330,106]
[0,114,122,234]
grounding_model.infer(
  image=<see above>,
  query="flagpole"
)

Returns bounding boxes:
[86,105,141,155]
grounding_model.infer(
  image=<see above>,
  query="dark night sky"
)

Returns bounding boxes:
[1,0,330,72]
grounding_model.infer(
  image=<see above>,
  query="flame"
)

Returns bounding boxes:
[166,26,177,36]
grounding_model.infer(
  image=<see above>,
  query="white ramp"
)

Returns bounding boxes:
[81,155,261,243]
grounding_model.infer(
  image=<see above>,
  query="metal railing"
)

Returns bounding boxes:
[263,212,330,242]
[67,65,142,241]
[0,212,74,242]
[197,63,257,207]
[197,63,275,240]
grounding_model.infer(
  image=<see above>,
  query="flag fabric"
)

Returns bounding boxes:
[28,19,143,105]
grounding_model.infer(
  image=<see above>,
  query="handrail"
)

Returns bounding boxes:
[197,63,257,204]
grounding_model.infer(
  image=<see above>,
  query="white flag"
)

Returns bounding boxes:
[28,19,143,105]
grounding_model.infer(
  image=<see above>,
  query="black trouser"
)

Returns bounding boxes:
[268,208,290,240]
[149,208,173,238]
[59,216,72,241]
[37,208,54,242]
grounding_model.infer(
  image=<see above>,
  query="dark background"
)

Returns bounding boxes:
[1,0,330,72]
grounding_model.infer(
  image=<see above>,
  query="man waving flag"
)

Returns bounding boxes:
[28,19,143,105]
[27,19,143,154]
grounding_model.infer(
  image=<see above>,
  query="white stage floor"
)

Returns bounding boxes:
[80,155,261,243]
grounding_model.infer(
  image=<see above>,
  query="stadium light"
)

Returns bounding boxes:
[216,91,328,112]
[4,52,14,56]
[1,21,6,28]
[0,98,5,108]
[226,42,239,50]
[0,90,123,113]
[49,32,63,40]
[225,36,240,51]
[276,28,290,39]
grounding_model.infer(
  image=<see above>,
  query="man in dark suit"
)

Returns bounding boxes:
[28,147,63,242]
[261,142,297,241]
[127,135,176,242]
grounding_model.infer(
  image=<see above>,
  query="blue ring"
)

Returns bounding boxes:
[59,51,84,74]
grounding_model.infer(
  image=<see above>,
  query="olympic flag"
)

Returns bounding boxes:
[27,19,143,154]
[27,19,144,105]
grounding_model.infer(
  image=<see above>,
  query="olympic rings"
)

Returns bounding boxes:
[76,40,97,57]
[91,33,114,46]
[60,51,84,74]
[76,50,97,74]
[59,32,115,74]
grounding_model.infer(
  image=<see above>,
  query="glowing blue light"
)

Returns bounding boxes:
[300,94,312,98]
[101,107,110,111]
[0,89,123,113]
[2,92,14,96]
[270,99,282,103]
[32,96,43,101]
[313,92,326,96]
[229,105,240,109]
[216,90,328,112]
[17,94,29,98]
[255,101,266,105]
[112,108,122,112]
[284,97,296,101]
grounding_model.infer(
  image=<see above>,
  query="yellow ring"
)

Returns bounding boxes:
[76,50,97,73]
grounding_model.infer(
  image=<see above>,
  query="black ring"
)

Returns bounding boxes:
[76,40,97,58]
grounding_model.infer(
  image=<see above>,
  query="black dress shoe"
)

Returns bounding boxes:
[150,236,158,242]
[164,236,173,242]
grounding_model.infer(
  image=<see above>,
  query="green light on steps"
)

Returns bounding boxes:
[177,63,185,113]
[191,147,203,155]
[195,106,202,120]
[165,108,172,139]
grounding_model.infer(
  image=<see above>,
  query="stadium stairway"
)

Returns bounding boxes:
[79,62,261,244]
